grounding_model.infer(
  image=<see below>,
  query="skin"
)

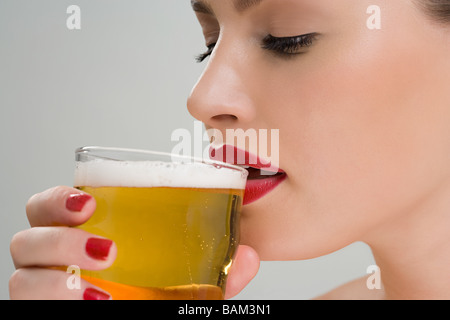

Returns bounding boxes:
[10,0,450,299]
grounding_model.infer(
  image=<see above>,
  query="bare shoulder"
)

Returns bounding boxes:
[313,276,385,300]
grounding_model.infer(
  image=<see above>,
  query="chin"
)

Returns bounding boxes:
[238,190,356,262]
[238,187,310,261]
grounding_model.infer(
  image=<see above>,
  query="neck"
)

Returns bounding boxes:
[363,180,450,300]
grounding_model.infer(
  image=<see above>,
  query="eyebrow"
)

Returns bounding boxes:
[234,0,264,12]
[191,0,213,14]
[191,0,264,14]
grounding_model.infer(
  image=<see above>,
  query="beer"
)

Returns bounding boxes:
[74,148,247,300]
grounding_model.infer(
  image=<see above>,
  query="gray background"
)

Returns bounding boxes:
[0,0,375,300]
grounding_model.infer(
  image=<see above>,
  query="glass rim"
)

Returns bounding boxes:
[75,146,248,174]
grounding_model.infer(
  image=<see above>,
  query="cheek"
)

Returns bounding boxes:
[307,23,447,220]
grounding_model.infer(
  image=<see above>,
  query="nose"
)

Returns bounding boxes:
[187,40,257,130]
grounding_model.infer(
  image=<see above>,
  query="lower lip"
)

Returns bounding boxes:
[243,173,287,205]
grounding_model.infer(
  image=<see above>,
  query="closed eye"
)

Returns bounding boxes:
[195,33,318,63]
[262,33,318,56]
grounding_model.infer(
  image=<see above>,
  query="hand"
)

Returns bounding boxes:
[9,186,259,300]
[225,245,260,299]
[9,186,116,299]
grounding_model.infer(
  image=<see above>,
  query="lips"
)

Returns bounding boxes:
[209,145,286,205]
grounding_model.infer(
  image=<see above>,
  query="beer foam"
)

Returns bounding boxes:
[74,159,248,189]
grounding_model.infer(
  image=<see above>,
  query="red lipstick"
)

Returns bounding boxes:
[209,145,286,205]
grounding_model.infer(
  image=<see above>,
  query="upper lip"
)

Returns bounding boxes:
[209,144,284,174]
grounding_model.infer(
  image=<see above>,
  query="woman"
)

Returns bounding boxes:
[9,0,450,299]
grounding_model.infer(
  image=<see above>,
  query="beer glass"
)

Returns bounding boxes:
[74,146,248,300]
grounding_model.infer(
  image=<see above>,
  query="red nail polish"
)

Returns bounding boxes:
[66,193,92,212]
[83,288,111,300]
[86,238,113,261]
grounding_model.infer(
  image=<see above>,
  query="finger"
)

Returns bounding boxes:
[225,245,260,299]
[10,227,116,270]
[9,268,111,300]
[26,186,96,227]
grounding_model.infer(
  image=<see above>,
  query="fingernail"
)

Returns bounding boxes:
[83,288,111,300]
[86,238,113,261]
[66,193,92,212]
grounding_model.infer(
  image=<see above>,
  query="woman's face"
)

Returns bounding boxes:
[187,0,450,260]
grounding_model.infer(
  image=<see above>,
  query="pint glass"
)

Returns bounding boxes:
[74,147,248,300]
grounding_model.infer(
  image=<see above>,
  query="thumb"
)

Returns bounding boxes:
[225,245,260,299]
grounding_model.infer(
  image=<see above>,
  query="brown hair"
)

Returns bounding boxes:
[418,0,450,22]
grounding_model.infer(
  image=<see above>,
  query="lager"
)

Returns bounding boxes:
[74,148,247,300]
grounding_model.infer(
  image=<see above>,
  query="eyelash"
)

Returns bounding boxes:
[196,33,317,63]
[196,44,215,63]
